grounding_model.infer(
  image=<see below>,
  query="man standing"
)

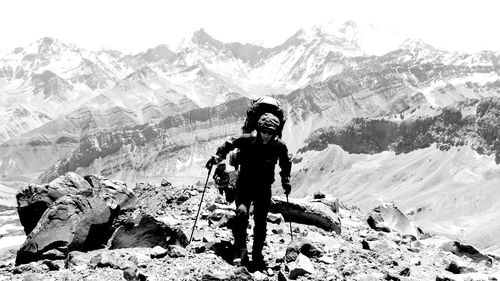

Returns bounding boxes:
[206,113,292,270]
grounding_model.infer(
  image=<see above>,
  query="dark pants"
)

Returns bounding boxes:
[232,184,272,261]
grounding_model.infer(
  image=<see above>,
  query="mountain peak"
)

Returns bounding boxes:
[119,65,157,85]
[31,70,74,100]
[36,37,66,54]
[311,18,406,56]
[10,37,80,57]
[191,28,224,50]
[38,37,56,47]
[399,38,437,51]
[140,44,176,63]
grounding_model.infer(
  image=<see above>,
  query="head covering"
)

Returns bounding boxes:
[257,113,280,133]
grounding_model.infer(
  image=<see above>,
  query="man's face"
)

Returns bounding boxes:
[260,130,275,144]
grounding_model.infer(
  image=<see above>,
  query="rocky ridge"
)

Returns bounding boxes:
[298,97,500,163]
[1,173,499,280]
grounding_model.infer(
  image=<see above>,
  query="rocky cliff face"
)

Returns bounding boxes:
[299,97,500,163]
[37,98,251,184]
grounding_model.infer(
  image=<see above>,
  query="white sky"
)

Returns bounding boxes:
[0,0,499,54]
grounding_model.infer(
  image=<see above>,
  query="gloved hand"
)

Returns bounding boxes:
[282,177,291,195]
[214,163,229,192]
[205,155,221,169]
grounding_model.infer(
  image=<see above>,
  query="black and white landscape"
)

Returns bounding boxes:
[0,13,500,281]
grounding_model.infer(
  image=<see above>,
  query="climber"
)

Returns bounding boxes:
[206,113,292,270]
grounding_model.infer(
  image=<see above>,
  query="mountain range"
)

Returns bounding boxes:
[1,19,500,258]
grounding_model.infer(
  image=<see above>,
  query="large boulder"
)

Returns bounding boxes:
[269,197,341,234]
[440,241,493,266]
[108,211,188,249]
[83,174,136,209]
[16,172,92,234]
[16,195,115,265]
[15,173,136,265]
[367,202,420,238]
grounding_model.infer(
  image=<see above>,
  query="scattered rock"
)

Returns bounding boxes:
[65,251,88,270]
[8,174,497,281]
[168,245,188,258]
[312,198,340,213]
[150,246,168,259]
[267,213,284,224]
[313,192,325,199]
[89,251,137,270]
[367,202,420,237]
[318,256,334,264]
[440,241,493,265]
[123,264,139,281]
[160,179,172,187]
[41,259,60,271]
[285,244,300,263]
[445,261,477,274]
[202,271,232,281]
[300,241,324,258]
[132,252,151,268]
[269,197,341,234]
[289,254,316,280]
[285,239,324,262]
[12,262,44,274]
[399,267,410,276]
[362,238,399,253]
[341,263,357,277]
[202,266,254,281]
[176,193,190,204]
[40,249,65,260]
[208,209,233,222]
[272,228,284,235]
[156,215,183,227]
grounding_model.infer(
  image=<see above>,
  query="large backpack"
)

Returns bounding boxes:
[242,96,286,138]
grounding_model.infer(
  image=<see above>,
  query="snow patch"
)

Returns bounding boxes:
[0,235,25,249]
[0,224,22,235]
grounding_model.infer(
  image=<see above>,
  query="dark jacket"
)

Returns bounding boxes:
[216,134,291,187]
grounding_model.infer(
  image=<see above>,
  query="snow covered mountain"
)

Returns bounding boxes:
[2,21,499,145]
[1,20,499,180]
[0,38,135,144]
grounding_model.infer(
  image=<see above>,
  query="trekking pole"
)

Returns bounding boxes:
[286,194,293,241]
[189,164,213,244]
